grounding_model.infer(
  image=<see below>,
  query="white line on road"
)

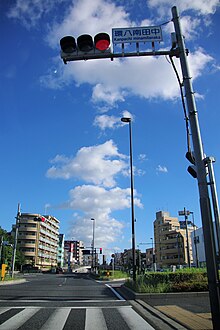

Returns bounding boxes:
[85,308,108,330]
[0,307,40,330]
[40,308,71,330]
[119,306,155,330]
[105,284,125,301]
[0,299,124,303]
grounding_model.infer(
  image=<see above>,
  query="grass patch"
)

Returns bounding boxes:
[96,270,129,280]
[125,269,209,293]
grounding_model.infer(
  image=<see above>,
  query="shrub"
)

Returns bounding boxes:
[125,270,208,293]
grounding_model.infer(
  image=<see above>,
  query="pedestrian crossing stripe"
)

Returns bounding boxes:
[0,306,155,330]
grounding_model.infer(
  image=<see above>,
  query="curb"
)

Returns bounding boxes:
[0,279,26,286]
[116,285,209,330]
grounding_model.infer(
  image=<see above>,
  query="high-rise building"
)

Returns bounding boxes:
[14,213,60,269]
[57,234,65,267]
[154,211,194,268]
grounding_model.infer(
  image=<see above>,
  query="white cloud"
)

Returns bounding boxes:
[7,0,66,29]
[138,154,148,162]
[47,140,127,188]
[92,84,126,105]
[93,110,134,130]
[43,47,213,104]
[148,0,220,16]
[93,114,121,130]
[46,0,131,49]
[156,165,168,173]
[63,184,143,246]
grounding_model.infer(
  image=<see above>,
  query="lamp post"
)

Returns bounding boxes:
[11,203,21,278]
[178,208,191,268]
[121,117,136,281]
[91,218,95,273]
[150,237,156,271]
[190,212,199,268]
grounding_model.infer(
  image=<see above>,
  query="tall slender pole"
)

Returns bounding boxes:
[184,208,191,268]
[11,203,21,278]
[129,120,136,282]
[91,218,95,272]
[121,117,136,281]
[172,7,220,328]
[191,212,199,267]
[205,157,220,256]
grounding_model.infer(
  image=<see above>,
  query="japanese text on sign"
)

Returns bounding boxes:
[112,26,162,44]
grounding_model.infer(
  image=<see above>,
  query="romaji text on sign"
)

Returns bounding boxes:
[112,26,163,44]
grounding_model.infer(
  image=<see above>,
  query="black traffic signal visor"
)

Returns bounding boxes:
[77,34,93,52]
[60,36,76,53]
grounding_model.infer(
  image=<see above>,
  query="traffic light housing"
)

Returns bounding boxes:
[60,33,112,63]
[185,151,197,178]
[187,165,197,178]
[33,216,46,222]
[100,248,102,254]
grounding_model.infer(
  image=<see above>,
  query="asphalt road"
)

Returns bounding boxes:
[0,273,155,329]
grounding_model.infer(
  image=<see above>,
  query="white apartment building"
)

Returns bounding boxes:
[15,213,60,269]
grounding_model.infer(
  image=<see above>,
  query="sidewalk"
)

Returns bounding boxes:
[117,286,212,330]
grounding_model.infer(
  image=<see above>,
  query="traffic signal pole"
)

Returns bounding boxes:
[171,6,220,329]
[60,6,220,327]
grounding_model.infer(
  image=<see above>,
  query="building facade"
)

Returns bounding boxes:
[154,211,194,268]
[15,213,60,269]
[64,240,84,269]
[57,234,65,267]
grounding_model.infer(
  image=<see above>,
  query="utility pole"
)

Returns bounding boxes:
[59,7,220,327]
[172,6,220,329]
[11,203,21,278]
[205,156,220,257]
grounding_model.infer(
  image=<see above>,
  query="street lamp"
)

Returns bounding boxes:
[190,212,199,268]
[91,218,95,273]
[11,203,21,278]
[121,117,136,281]
[178,208,191,268]
[150,237,156,271]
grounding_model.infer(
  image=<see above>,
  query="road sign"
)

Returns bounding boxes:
[112,26,162,44]
[178,210,191,216]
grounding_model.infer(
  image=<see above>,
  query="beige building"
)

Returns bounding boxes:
[16,213,60,269]
[154,211,194,268]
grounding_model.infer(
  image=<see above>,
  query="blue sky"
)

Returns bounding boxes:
[0,0,220,256]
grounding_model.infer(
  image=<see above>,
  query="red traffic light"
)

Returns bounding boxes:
[33,216,46,222]
[100,248,102,254]
[94,33,110,51]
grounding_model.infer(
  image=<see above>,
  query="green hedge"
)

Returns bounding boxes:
[125,270,208,293]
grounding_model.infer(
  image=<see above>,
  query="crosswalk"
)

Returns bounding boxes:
[0,306,155,330]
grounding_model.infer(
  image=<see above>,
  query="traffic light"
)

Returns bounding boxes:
[187,165,197,178]
[100,248,102,254]
[60,33,111,63]
[33,216,46,222]
[185,151,197,178]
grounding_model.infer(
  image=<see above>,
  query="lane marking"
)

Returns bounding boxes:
[85,308,108,330]
[40,308,71,330]
[0,307,40,330]
[119,306,155,330]
[105,284,125,301]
